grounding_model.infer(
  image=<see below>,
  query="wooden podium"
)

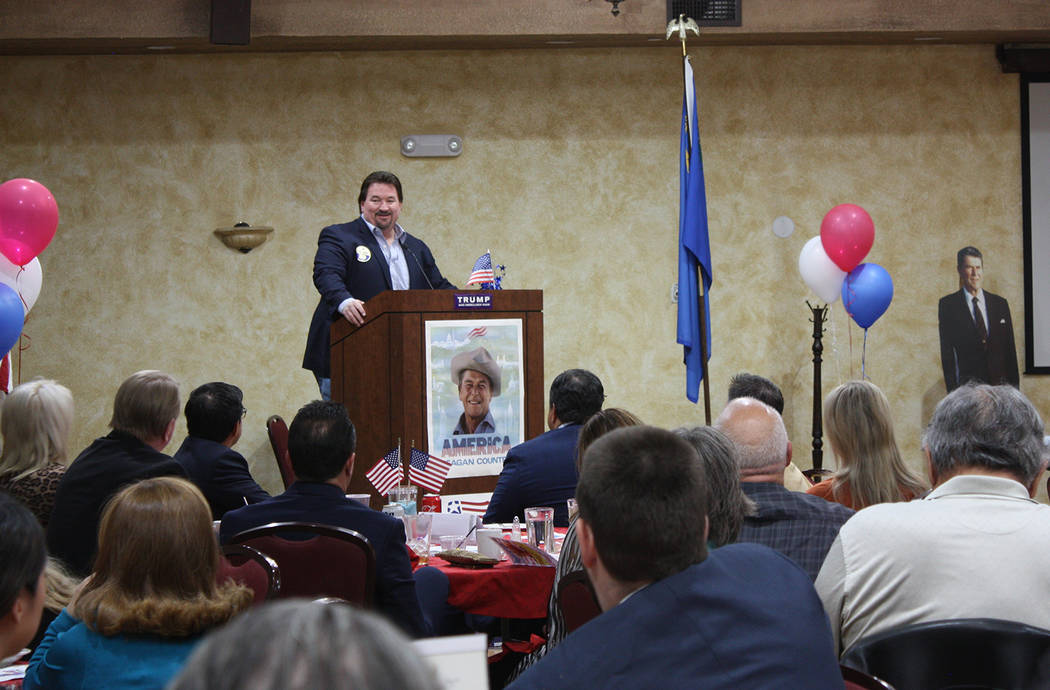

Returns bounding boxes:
[330,289,544,507]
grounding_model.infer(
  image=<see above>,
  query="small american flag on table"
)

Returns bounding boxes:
[365,447,403,495]
[408,447,452,493]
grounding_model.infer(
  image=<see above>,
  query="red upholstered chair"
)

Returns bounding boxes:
[218,543,282,604]
[266,415,296,489]
[228,522,376,606]
[557,569,602,633]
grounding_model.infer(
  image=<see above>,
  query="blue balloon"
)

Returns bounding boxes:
[0,284,24,354]
[841,263,893,329]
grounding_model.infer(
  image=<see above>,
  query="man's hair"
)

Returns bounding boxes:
[956,246,983,269]
[577,426,707,583]
[923,383,1045,485]
[0,379,74,479]
[727,373,784,414]
[108,370,180,442]
[288,401,357,482]
[185,382,243,443]
[549,369,604,425]
[168,601,442,690]
[674,426,755,547]
[357,171,403,205]
[0,492,46,617]
[714,397,789,472]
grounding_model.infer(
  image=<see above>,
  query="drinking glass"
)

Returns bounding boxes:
[524,506,555,552]
[404,514,433,565]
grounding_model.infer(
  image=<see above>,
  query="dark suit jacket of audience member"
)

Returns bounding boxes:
[46,430,187,577]
[737,482,854,581]
[484,423,581,528]
[509,543,842,689]
[173,436,270,520]
[938,289,1019,392]
[219,481,427,637]
[302,217,455,378]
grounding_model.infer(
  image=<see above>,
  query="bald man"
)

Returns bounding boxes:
[714,397,854,580]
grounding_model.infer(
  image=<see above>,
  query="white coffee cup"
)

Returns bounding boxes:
[476,527,504,559]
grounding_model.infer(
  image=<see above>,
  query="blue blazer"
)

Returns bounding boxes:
[172,436,270,520]
[219,481,427,637]
[302,217,455,377]
[484,424,580,528]
[510,544,842,689]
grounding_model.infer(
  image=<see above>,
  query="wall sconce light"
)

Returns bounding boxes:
[214,222,273,253]
[606,0,624,16]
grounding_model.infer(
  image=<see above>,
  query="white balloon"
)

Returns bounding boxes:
[0,255,42,315]
[798,235,845,303]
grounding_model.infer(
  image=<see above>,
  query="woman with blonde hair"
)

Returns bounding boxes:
[0,379,74,527]
[24,477,252,689]
[808,380,928,510]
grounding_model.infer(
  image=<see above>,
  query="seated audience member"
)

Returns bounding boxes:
[173,382,269,519]
[0,493,47,664]
[169,600,441,690]
[817,384,1050,654]
[485,369,604,527]
[0,380,74,527]
[220,401,429,637]
[807,380,928,510]
[510,408,643,681]
[715,397,853,580]
[24,477,251,689]
[727,372,810,492]
[510,426,841,688]
[46,370,186,576]
[675,425,755,546]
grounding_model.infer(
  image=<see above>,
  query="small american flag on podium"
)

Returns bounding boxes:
[365,447,403,495]
[408,447,452,493]
[466,252,494,285]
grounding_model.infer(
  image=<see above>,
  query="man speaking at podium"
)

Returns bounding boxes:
[303,171,455,399]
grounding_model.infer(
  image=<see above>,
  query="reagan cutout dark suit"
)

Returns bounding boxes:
[938,289,1019,392]
[302,217,454,379]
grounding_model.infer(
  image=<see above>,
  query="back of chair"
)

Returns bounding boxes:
[229,521,376,606]
[840,618,1050,690]
[266,415,296,488]
[557,569,601,633]
[219,543,282,604]
[841,665,895,690]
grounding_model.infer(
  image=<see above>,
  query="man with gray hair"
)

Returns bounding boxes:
[816,384,1050,654]
[715,397,853,580]
[47,370,187,576]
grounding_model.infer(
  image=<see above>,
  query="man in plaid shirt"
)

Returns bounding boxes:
[715,397,853,580]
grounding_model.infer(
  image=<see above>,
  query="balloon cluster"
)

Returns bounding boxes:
[798,203,893,329]
[0,179,58,354]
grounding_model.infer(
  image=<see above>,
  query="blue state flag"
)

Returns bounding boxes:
[676,54,713,403]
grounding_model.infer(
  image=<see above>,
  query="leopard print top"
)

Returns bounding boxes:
[0,463,67,527]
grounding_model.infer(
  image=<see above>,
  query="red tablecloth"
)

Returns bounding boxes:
[429,557,555,619]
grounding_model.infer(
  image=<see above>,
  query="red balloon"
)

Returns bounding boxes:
[820,203,874,272]
[0,178,59,267]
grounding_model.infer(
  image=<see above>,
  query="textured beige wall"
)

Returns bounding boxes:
[0,45,1043,496]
